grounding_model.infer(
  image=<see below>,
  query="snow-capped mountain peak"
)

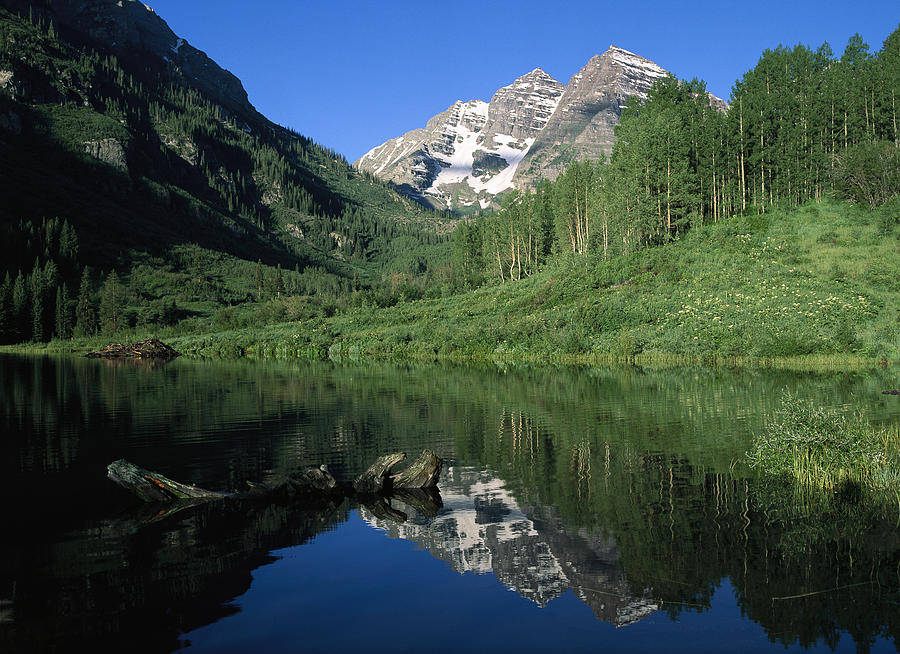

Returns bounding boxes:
[356,66,566,211]
[355,47,724,211]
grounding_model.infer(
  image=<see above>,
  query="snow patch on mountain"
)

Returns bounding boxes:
[429,124,480,187]
[467,135,535,195]
[425,130,535,208]
[428,100,488,184]
[420,69,565,208]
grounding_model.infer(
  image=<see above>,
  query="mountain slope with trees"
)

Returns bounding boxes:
[0,1,452,344]
[161,197,897,364]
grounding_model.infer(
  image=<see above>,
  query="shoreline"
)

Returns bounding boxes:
[2,336,896,372]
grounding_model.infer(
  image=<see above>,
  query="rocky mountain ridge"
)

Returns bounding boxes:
[356,46,726,211]
[3,0,261,122]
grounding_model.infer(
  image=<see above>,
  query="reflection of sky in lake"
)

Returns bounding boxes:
[182,465,899,654]
[183,509,891,654]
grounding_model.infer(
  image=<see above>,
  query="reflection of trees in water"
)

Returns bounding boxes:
[474,406,900,651]
[0,497,348,654]
[737,479,900,651]
[4,355,896,487]
[1,356,121,476]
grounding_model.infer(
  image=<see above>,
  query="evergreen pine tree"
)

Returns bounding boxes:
[256,259,264,300]
[74,268,96,338]
[0,272,11,343]
[451,221,483,289]
[59,221,78,262]
[42,259,59,336]
[55,284,72,340]
[11,271,27,342]
[42,259,59,292]
[99,270,125,336]
[30,262,45,342]
[275,264,284,298]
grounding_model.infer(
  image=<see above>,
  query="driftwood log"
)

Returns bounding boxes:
[87,338,181,360]
[107,459,232,503]
[107,450,444,520]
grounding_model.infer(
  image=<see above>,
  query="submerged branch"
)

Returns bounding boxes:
[771,581,874,602]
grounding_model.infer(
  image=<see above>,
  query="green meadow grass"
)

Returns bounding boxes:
[5,199,898,369]
[168,199,897,367]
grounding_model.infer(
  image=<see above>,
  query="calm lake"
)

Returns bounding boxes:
[1,354,898,653]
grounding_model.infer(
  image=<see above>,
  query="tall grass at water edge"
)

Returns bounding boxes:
[747,392,900,509]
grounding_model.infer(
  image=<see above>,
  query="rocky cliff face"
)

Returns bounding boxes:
[512,46,670,188]
[356,69,565,211]
[356,46,726,211]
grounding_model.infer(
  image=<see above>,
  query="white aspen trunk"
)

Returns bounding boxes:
[602,216,608,260]
[666,155,672,234]
[864,86,870,134]
[871,88,877,139]
[844,110,848,149]
[583,179,590,254]
[739,97,747,211]
[509,224,516,281]
[759,117,765,210]
[574,180,583,254]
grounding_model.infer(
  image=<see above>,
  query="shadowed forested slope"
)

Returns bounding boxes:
[0,2,452,343]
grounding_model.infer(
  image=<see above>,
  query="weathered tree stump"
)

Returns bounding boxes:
[391,450,443,489]
[352,450,444,494]
[352,452,408,494]
[87,338,181,360]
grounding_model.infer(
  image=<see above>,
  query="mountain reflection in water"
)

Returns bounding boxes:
[362,466,658,627]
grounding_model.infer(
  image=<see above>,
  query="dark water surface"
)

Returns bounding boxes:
[1,354,898,653]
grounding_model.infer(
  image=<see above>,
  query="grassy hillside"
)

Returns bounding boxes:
[19,197,892,366]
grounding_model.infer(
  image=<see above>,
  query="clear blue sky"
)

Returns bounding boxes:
[147,0,898,163]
